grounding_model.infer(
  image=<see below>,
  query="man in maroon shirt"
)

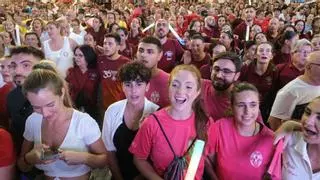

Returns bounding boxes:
[275,39,313,90]
[135,36,170,108]
[183,34,211,70]
[234,5,256,41]
[154,19,184,73]
[202,16,220,40]
[97,33,130,111]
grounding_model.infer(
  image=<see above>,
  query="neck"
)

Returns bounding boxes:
[245,20,253,26]
[79,66,88,73]
[255,61,269,75]
[236,121,258,137]
[48,107,72,125]
[51,35,63,42]
[281,45,291,54]
[292,61,305,71]
[151,67,160,77]
[159,36,168,45]
[126,99,145,112]
[120,43,126,50]
[107,53,120,60]
[94,27,100,32]
[167,106,193,120]
[74,29,81,34]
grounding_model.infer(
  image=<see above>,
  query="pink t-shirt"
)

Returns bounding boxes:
[201,79,231,121]
[145,70,170,108]
[205,117,277,180]
[129,108,205,180]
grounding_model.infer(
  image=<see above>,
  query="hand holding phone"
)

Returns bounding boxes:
[41,148,60,161]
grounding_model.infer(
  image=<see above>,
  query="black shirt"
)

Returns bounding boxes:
[113,117,139,180]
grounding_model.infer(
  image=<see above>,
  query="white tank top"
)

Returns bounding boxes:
[43,37,74,78]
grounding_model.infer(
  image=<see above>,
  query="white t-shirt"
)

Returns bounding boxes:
[23,110,101,178]
[43,37,74,78]
[282,132,320,180]
[69,32,84,45]
[270,78,320,120]
[102,98,159,151]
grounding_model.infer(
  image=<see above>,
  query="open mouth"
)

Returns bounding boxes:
[175,97,186,104]
[304,127,317,136]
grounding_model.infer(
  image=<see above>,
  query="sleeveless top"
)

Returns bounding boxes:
[43,37,74,78]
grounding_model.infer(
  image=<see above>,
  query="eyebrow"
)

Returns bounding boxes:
[33,101,55,108]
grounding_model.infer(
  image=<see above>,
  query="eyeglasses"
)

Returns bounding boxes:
[212,66,236,76]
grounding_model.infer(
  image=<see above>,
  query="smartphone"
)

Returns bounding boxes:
[41,148,60,161]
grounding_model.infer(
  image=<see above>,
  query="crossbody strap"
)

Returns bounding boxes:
[151,113,177,157]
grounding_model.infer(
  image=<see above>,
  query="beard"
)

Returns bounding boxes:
[211,76,234,91]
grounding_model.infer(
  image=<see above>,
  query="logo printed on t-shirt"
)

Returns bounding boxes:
[250,151,263,168]
[103,70,118,81]
[150,91,160,103]
[165,51,173,61]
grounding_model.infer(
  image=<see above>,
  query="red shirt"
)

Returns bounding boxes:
[202,27,220,39]
[200,79,231,121]
[239,62,278,102]
[233,21,248,41]
[119,42,135,60]
[66,67,100,107]
[0,128,15,167]
[272,51,291,65]
[200,64,211,80]
[0,83,14,129]
[159,38,184,73]
[190,53,211,70]
[145,70,170,108]
[275,63,304,90]
[97,55,130,110]
[127,32,144,47]
[129,109,205,180]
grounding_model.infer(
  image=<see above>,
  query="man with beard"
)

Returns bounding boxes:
[183,34,211,70]
[201,52,241,121]
[202,16,220,40]
[154,19,184,73]
[234,5,256,41]
[266,18,280,44]
[136,36,170,108]
[7,46,44,155]
[97,33,130,111]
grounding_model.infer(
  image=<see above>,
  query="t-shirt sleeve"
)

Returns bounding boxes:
[0,129,15,167]
[102,107,117,151]
[81,114,101,145]
[23,114,34,142]
[270,90,297,120]
[129,115,155,160]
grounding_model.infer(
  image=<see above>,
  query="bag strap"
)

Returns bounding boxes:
[151,113,177,157]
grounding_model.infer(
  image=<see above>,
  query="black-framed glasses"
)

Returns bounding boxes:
[212,66,236,76]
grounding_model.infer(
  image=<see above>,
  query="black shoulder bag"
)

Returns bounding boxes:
[151,114,196,180]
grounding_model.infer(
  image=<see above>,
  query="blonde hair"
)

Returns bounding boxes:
[22,69,72,108]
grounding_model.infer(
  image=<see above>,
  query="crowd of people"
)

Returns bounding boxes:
[0,0,320,179]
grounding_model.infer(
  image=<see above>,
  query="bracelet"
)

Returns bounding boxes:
[24,153,32,166]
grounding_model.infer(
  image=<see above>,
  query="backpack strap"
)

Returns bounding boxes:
[151,113,177,157]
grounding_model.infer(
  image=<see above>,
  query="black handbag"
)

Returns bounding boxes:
[151,114,196,180]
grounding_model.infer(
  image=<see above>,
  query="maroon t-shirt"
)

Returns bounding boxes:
[239,62,278,102]
[190,53,211,70]
[275,63,304,90]
[272,51,291,65]
[97,55,130,110]
[158,38,184,73]
[66,67,100,106]
[200,64,211,80]
[202,27,220,39]
[0,82,14,129]
[233,21,247,41]
[119,42,136,60]
[145,69,170,108]
[127,32,144,46]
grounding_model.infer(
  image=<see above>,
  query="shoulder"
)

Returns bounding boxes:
[26,112,43,126]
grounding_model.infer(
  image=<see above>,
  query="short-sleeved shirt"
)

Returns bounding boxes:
[158,38,184,73]
[0,82,14,129]
[270,77,320,120]
[97,55,130,110]
[145,70,170,108]
[275,63,304,91]
[282,132,320,180]
[129,108,205,180]
[0,128,15,167]
[102,98,159,179]
[23,110,101,178]
[205,117,276,180]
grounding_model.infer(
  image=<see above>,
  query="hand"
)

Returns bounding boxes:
[28,144,58,165]
[59,150,87,165]
[273,120,301,148]
[182,50,192,64]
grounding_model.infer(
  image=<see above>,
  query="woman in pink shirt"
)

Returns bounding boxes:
[129,64,209,180]
[205,82,280,180]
